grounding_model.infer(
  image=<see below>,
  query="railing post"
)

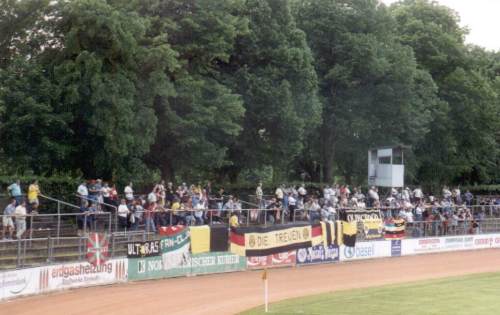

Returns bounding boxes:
[78,235,83,260]
[23,238,27,267]
[16,238,21,268]
[47,235,51,263]
[111,233,115,258]
[108,212,112,236]
[29,214,33,241]
[84,215,87,236]
[57,202,61,244]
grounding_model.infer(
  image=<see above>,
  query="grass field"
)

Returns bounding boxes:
[241,272,500,315]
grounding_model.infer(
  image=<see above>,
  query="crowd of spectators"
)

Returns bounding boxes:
[1,180,40,239]
[257,184,500,237]
[3,178,500,239]
[75,180,246,232]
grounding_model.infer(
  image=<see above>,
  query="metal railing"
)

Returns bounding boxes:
[0,230,156,270]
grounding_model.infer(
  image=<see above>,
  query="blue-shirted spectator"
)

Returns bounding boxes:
[7,180,22,205]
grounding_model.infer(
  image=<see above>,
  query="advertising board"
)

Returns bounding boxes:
[129,252,245,281]
[391,240,402,257]
[296,245,339,265]
[39,259,127,292]
[339,240,391,261]
[0,267,41,300]
[247,251,297,269]
[401,234,500,255]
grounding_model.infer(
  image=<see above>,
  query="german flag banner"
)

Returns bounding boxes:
[190,225,229,254]
[384,218,406,239]
[230,224,315,257]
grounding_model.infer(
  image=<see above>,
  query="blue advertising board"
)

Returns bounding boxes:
[391,240,402,257]
[296,245,339,265]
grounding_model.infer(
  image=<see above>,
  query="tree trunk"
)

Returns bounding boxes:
[321,122,336,183]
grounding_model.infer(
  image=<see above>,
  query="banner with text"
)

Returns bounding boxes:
[247,251,297,269]
[296,245,340,265]
[230,224,314,257]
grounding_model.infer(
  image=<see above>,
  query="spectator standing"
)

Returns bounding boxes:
[14,200,27,239]
[101,182,112,210]
[215,188,225,215]
[77,181,89,207]
[95,179,104,208]
[27,180,40,213]
[7,180,22,205]
[124,182,134,202]
[157,180,166,206]
[368,186,379,208]
[144,202,157,232]
[288,193,297,222]
[109,184,118,206]
[117,199,130,230]
[2,199,16,239]
[298,184,307,204]
[131,200,144,230]
[464,190,474,207]
[413,186,423,203]
[166,182,175,203]
[87,180,98,203]
[275,185,284,204]
[256,182,263,208]
[147,188,158,204]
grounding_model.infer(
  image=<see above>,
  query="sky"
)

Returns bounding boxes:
[382,0,500,51]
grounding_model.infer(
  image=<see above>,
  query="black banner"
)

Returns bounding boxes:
[343,209,382,222]
[127,240,161,258]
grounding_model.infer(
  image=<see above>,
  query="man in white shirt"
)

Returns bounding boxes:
[77,181,89,206]
[323,186,331,202]
[14,201,27,239]
[117,199,130,229]
[402,187,411,202]
[298,185,307,202]
[413,187,424,202]
[275,186,284,202]
[124,183,134,202]
[147,190,157,204]
[368,186,379,207]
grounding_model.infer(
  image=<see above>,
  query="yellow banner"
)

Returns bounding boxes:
[245,226,312,250]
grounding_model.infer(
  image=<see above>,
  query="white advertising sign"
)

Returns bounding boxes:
[0,267,41,300]
[38,258,127,293]
[339,240,391,261]
[401,234,500,256]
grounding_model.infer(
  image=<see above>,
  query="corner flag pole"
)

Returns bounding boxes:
[262,268,269,312]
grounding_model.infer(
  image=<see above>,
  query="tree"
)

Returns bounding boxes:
[223,0,321,182]
[294,0,438,183]
[133,0,247,180]
[0,58,72,174]
[391,0,500,185]
[49,0,177,180]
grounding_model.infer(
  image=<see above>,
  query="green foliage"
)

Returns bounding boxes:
[224,0,321,181]
[295,0,439,183]
[0,0,499,190]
